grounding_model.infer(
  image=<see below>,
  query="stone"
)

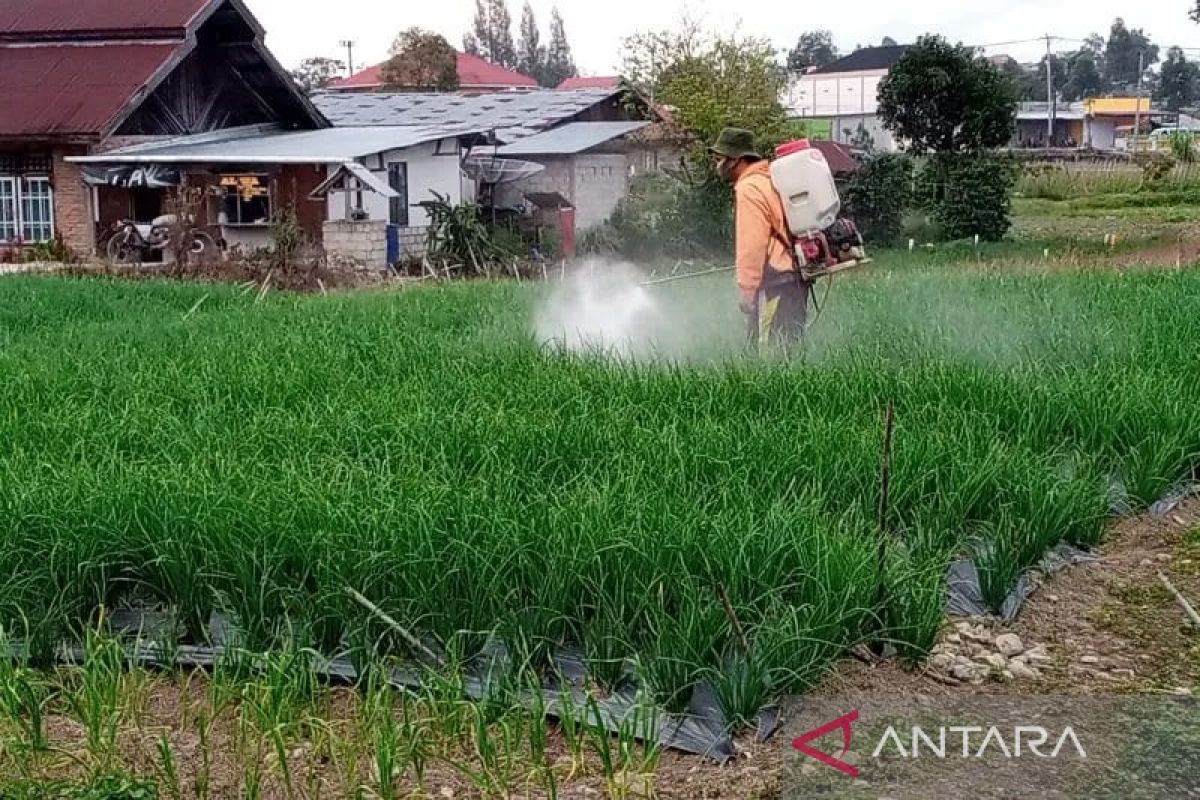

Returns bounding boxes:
[1081,655,1101,665]
[1140,558,1154,567]
[1000,669,1015,681]
[1111,668,1137,679]
[995,634,1025,657]
[1172,687,1193,696]
[1157,553,1173,562]
[1024,645,1052,664]
[954,655,977,668]
[981,653,1008,670]
[1009,662,1039,681]
[951,663,989,684]
[1046,594,1060,603]
[944,633,962,645]
[930,653,954,671]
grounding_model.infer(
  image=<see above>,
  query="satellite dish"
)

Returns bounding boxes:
[461,154,545,185]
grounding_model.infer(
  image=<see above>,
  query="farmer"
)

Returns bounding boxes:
[710,127,811,349]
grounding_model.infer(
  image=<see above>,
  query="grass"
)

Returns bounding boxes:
[2,252,1200,724]
[1015,160,1200,201]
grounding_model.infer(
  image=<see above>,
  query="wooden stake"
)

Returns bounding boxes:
[345,587,446,666]
[182,293,210,321]
[255,270,273,304]
[715,582,750,654]
[871,402,897,658]
[317,278,327,296]
[1158,571,1200,628]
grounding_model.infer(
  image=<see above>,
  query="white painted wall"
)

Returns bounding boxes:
[325,138,467,227]
[786,70,888,118]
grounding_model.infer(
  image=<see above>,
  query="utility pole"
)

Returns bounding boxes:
[1045,34,1055,146]
[339,39,355,76]
[1134,49,1145,147]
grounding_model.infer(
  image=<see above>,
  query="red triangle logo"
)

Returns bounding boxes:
[791,709,859,779]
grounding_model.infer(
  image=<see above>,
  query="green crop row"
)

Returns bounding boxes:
[1,264,1198,719]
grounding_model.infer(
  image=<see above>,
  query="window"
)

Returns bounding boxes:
[0,178,15,241]
[388,163,408,226]
[19,178,53,242]
[219,175,272,226]
[0,176,53,243]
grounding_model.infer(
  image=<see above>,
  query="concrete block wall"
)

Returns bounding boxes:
[52,148,93,256]
[398,226,427,259]
[323,219,386,271]
[571,154,628,231]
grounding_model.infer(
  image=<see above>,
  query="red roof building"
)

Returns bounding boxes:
[0,0,324,255]
[329,51,539,93]
[557,76,620,91]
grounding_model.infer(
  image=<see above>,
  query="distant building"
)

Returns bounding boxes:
[783,45,910,152]
[328,52,539,94]
[1014,98,1165,150]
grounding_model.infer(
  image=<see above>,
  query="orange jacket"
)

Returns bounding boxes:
[734,161,795,293]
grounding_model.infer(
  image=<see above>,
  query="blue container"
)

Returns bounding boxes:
[386,224,400,266]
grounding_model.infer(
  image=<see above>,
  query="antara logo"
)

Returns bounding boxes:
[792,710,1087,779]
[791,709,860,779]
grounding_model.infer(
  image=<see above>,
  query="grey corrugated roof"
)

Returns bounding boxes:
[495,121,650,155]
[312,87,622,142]
[69,125,477,164]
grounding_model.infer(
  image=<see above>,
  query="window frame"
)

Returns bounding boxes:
[218,174,273,227]
[387,162,409,227]
[0,174,54,244]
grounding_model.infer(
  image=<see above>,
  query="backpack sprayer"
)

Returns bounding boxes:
[641,140,870,288]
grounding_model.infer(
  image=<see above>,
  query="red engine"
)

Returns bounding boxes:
[793,219,867,275]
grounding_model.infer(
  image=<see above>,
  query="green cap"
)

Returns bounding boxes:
[709,127,761,160]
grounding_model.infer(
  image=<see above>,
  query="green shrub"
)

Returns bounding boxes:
[917,153,1016,241]
[606,172,733,260]
[840,153,914,245]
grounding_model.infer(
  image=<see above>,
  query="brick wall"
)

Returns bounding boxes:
[52,147,93,256]
[276,165,326,241]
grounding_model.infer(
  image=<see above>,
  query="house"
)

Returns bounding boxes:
[1013,98,1165,150]
[72,124,488,263]
[0,0,325,255]
[784,45,910,152]
[313,87,680,233]
[327,52,539,94]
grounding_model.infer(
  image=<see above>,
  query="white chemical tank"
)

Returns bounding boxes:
[770,140,841,236]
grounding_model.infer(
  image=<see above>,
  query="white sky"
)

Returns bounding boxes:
[244,0,1200,75]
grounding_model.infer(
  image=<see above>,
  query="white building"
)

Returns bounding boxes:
[784,45,909,152]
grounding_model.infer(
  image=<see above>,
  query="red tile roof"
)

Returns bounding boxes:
[557,76,620,90]
[0,43,181,136]
[0,0,211,39]
[331,51,538,90]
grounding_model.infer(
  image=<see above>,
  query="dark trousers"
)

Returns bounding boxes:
[748,266,811,350]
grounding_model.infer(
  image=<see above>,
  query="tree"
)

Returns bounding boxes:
[879,36,1017,241]
[1104,18,1158,90]
[463,0,517,68]
[881,36,899,47]
[786,30,838,72]
[1158,47,1200,111]
[517,2,545,83]
[290,57,345,94]
[542,7,577,88]
[1023,54,1066,102]
[620,19,704,96]
[1061,48,1105,101]
[878,35,1017,154]
[381,29,460,92]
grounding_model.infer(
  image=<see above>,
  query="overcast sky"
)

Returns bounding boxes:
[245,0,1200,75]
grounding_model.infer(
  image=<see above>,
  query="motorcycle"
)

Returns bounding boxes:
[104,214,220,264]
